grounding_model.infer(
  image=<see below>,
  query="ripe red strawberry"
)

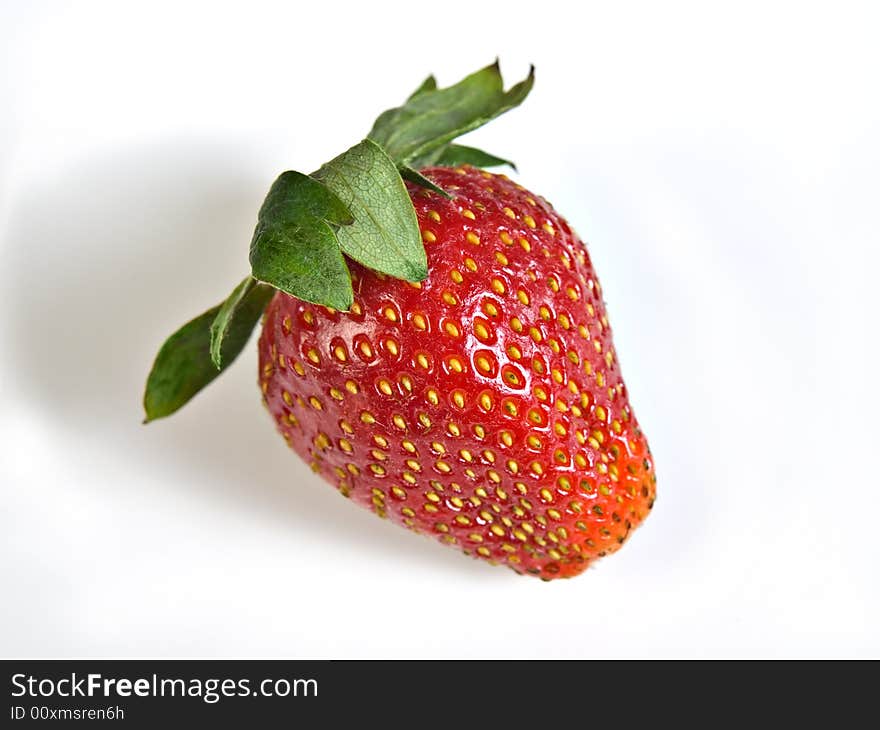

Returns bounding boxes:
[143,62,656,580]
[257,166,655,579]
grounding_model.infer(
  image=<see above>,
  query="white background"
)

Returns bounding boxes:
[2,0,878,658]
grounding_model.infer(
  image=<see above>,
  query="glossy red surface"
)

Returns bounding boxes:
[258,166,655,578]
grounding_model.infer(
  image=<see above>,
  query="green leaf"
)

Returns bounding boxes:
[143,280,274,422]
[407,75,437,101]
[249,170,355,310]
[432,144,517,171]
[314,139,426,282]
[209,276,275,369]
[398,166,452,198]
[368,77,439,146]
[368,61,534,164]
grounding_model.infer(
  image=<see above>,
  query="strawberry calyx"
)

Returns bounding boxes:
[143,61,534,423]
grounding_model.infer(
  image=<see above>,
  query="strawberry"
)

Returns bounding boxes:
[143,62,655,579]
[257,167,655,578]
